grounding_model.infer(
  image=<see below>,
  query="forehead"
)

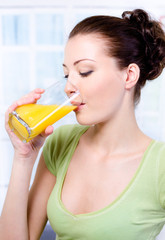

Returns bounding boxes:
[64,34,108,63]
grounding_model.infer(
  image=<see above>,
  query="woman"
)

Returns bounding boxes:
[1,8,165,240]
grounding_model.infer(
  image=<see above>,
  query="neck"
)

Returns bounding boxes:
[85,100,151,156]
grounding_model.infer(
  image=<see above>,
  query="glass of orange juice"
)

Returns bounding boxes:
[8,81,80,142]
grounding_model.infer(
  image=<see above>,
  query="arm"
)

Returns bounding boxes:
[0,153,56,240]
[0,152,34,240]
[27,153,56,240]
[0,89,54,240]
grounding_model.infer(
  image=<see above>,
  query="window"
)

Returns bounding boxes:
[0,1,165,220]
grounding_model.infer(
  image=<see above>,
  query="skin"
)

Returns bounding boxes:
[0,90,55,240]
[0,33,152,239]
[62,34,152,214]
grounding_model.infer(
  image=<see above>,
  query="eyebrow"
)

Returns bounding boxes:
[62,58,96,68]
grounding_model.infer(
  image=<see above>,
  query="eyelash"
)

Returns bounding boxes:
[64,71,93,79]
[79,70,93,77]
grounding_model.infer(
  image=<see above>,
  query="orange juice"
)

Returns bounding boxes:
[8,104,77,142]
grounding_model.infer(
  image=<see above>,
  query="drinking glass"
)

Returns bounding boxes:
[8,80,80,142]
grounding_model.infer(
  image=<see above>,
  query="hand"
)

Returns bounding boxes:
[5,88,54,161]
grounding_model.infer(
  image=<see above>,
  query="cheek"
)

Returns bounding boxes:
[76,75,125,125]
[89,78,124,108]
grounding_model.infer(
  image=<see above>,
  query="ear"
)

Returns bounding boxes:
[125,63,140,90]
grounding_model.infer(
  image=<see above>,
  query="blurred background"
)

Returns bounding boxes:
[0,0,165,239]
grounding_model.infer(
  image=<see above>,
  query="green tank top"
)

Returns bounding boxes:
[43,124,165,240]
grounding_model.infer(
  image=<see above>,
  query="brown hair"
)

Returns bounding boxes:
[69,9,165,104]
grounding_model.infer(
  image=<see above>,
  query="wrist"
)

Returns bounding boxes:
[13,151,37,169]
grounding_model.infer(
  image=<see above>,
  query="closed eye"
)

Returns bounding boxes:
[79,70,93,77]
[64,70,93,79]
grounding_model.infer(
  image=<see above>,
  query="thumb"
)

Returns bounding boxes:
[42,125,54,138]
[30,125,54,150]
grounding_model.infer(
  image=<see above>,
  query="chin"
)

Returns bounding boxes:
[76,116,98,126]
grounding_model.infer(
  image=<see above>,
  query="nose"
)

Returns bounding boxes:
[64,79,79,97]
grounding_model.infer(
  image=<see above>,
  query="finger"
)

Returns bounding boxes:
[14,88,45,105]
[5,102,18,126]
[7,102,19,113]
[5,88,45,133]
[45,125,54,136]
[5,93,40,130]
[22,89,45,102]
[16,93,42,106]
[29,126,54,149]
[34,88,45,94]
[40,125,54,139]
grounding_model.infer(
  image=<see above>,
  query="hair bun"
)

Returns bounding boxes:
[122,9,149,30]
[122,9,165,80]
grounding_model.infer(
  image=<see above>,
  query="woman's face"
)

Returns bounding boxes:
[63,34,128,125]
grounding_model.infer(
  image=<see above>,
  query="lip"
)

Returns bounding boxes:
[71,101,85,112]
